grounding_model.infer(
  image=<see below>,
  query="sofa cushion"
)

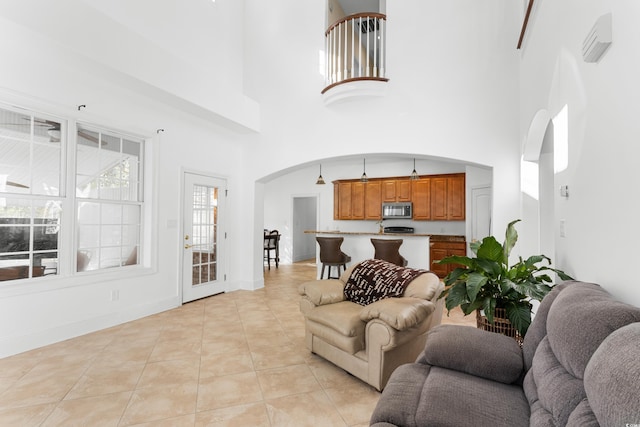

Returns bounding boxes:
[522,282,571,371]
[306,301,364,337]
[546,282,640,379]
[369,363,432,427]
[584,322,640,426]
[360,297,435,331]
[418,324,523,384]
[526,336,586,426]
[418,367,529,427]
[298,279,345,306]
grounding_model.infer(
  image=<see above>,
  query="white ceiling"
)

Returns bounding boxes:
[337,0,380,16]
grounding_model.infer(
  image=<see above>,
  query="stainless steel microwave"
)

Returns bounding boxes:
[382,202,412,219]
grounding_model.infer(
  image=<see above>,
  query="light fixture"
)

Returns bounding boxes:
[410,158,419,180]
[315,164,326,185]
[360,159,369,182]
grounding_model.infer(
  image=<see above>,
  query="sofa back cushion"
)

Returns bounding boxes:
[583,322,640,425]
[522,282,571,371]
[525,281,640,426]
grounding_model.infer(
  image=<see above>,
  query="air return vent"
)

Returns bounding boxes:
[583,13,612,63]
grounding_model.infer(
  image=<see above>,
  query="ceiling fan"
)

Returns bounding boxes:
[0,117,61,142]
[0,118,103,145]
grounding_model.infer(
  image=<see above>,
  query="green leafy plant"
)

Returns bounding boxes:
[438,219,573,337]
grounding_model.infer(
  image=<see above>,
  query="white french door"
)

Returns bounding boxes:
[181,172,226,303]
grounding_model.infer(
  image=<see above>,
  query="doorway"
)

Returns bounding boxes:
[181,172,226,303]
[471,186,492,244]
[292,196,317,262]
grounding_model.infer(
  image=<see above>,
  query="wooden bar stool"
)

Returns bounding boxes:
[316,237,351,279]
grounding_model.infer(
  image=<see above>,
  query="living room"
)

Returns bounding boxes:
[0,0,639,424]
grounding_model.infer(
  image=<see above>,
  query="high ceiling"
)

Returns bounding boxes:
[337,0,380,16]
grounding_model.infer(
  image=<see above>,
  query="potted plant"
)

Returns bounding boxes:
[438,219,572,338]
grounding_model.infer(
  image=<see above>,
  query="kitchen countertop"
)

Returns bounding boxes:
[305,230,465,242]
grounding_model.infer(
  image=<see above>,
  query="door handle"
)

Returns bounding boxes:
[184,243,193,249]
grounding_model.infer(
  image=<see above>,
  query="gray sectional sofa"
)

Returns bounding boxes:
[370,281,640,426]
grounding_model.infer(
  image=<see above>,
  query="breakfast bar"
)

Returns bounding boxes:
[305,230,440,275]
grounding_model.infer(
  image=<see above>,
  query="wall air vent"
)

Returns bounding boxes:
[582,13,612,63]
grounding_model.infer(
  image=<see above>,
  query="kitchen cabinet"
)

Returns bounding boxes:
[334,181,377,220]
[382,179,412,202]
[430,240,466,278]
[411,178,431,220]
[351,181,365,219]
[364,181,382,220]
[431,173,465,220]
[333,173,464,221]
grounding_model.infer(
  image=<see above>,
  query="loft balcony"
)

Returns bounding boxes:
[322,13,388,105]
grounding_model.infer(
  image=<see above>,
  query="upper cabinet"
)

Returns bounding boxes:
[431,174,465,221]
[364,181,382,220]
[334,173,465,221]
[411,178,431,220]
[382,179,411,202]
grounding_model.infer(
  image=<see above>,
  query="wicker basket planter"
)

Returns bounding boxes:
[476,308,523,346]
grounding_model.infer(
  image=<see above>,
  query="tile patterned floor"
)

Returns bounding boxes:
[0,261,474,426]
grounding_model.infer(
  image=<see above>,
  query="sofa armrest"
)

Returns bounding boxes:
[298,279,345,306]
[360,297,436,331]
[417,324,523,384]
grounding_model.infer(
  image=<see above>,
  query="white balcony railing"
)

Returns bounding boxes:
[323,13,388,94]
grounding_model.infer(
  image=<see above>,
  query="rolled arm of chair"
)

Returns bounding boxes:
[360,297,436,331]
[298,279,345,306]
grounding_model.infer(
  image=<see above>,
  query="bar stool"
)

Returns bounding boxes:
[316,237,351,279]
[371,238,408,267]
[264,229,280,269]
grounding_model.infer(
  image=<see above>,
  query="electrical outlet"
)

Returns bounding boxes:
[559,219,566,238]
[110,290,119,301]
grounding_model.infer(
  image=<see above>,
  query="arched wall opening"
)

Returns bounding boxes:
[256,153,493,282]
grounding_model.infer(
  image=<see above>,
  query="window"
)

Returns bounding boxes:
[0,107,63,280]
[75,125,143,272]
[0,103,146,282]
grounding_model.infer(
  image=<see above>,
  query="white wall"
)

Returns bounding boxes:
[0,0,526,356]
[519,0,640,306]
[246,0,522,287]
[0,0,250,357]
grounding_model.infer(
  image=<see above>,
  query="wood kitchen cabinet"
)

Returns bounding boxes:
[430,240,466,278]
[431,173,465,220]
[334,181,378,220]
[333,173,464,221]
[411,178,431,220]
[351,181,365,219]
[382,179,412,202]
[364,181,382,220]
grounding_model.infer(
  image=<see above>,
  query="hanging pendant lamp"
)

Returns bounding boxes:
[316,164,326,185]
[410,158,420,180]
[360,158,369,182]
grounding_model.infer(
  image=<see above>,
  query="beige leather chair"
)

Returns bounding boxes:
[298,264,444,391]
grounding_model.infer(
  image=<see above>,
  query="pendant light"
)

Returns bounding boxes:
[360,158,369,182]
[315,164,326,185]
[410,158,420,180]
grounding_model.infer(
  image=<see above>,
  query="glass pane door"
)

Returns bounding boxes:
[182,173,225,302]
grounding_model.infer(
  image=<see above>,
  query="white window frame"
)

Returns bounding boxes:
[0,100,154,287]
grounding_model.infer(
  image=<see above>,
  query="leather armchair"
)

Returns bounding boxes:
[298,264,444,391]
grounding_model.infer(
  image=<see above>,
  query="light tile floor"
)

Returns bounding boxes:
[0,261,474,426]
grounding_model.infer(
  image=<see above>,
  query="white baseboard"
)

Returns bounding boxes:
[0,296,180,358]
